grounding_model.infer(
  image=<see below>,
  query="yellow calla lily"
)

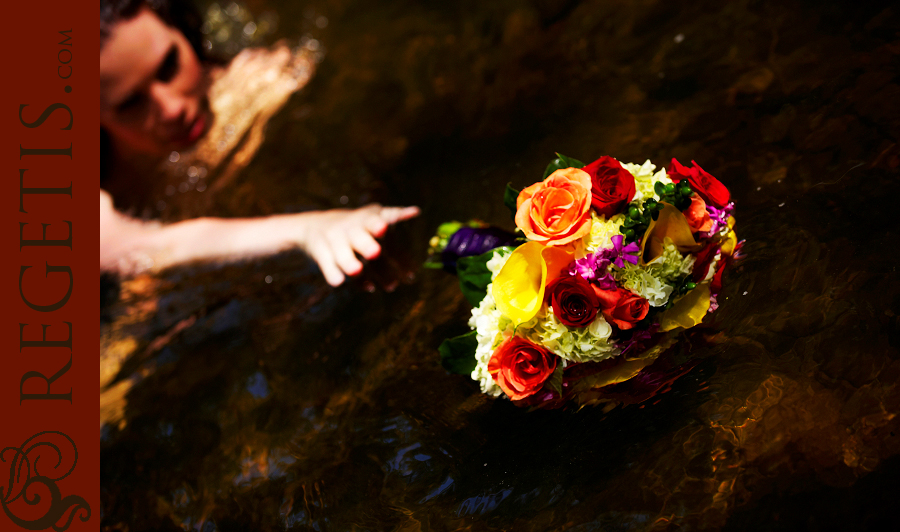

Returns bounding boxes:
[658,283,711,332]
[720,218,738,256]
[492,242,572,325]
[707,216,737,256]
[640,203,703,264]
[570,334,677,394]
[575,357,656,391]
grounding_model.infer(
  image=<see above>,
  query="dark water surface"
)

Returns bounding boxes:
[101,0,900,530]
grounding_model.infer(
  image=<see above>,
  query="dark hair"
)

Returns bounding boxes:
[100,0,204,55]
[100,0,144,42]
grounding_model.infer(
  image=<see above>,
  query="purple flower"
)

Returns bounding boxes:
[701,202,735,239]
[708,293,719,313]
[601,234,641,268]
[568,254,617,289]
[440,226,517,272]
[567,234,640,290]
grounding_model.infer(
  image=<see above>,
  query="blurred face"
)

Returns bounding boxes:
[100,7,210,155]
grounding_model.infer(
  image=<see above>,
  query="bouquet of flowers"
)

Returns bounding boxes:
[429,154,742,409]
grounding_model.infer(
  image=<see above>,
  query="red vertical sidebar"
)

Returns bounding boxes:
[0,0,99,531]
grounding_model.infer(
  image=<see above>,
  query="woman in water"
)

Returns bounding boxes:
[100,0,419,286]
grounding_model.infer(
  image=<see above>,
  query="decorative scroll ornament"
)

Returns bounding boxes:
[1,431,91,531]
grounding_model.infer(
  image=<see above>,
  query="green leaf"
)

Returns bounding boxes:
[456,256,492,307]
[503,183,520,218]
[456,246,514,306]
[556,153,585,168]
[546,363,564,396]
[541,152,585,179]
[439,331,478,374]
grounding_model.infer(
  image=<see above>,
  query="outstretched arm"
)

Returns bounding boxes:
[100,190,419,286]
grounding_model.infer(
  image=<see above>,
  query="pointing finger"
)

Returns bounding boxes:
[381,206,420,224]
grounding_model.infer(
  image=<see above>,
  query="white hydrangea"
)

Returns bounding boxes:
[620,159,672,205]
[646,238,696,283]
[486,247,513,280]
[468,287,507,396]
[467,248,515,396]
[521,309,620,363]
[583,211,626,254]
[612,263,673,307]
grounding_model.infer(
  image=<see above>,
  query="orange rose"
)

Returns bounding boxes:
[515,168,592,246]
[683,195,713,233]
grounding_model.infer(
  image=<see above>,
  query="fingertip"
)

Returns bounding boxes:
[371,221,388,238]
[345,263,363,276]
[310,244,343,286]
[335,255,364,278]
[349,229,382,260]
[363,244,382,260]
[389,206,420,223]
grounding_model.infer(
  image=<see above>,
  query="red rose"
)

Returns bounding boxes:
[683,195,713,233]
[668,159,730,208]
[546,275,600,327]
[581,156,637,218]
[488,337,558,400]
[593,287,650,330]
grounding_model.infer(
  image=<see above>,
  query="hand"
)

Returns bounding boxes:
[101,189,419,283]
[298,204,420,286]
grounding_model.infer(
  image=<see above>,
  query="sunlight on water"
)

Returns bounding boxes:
[100,0,900,530]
